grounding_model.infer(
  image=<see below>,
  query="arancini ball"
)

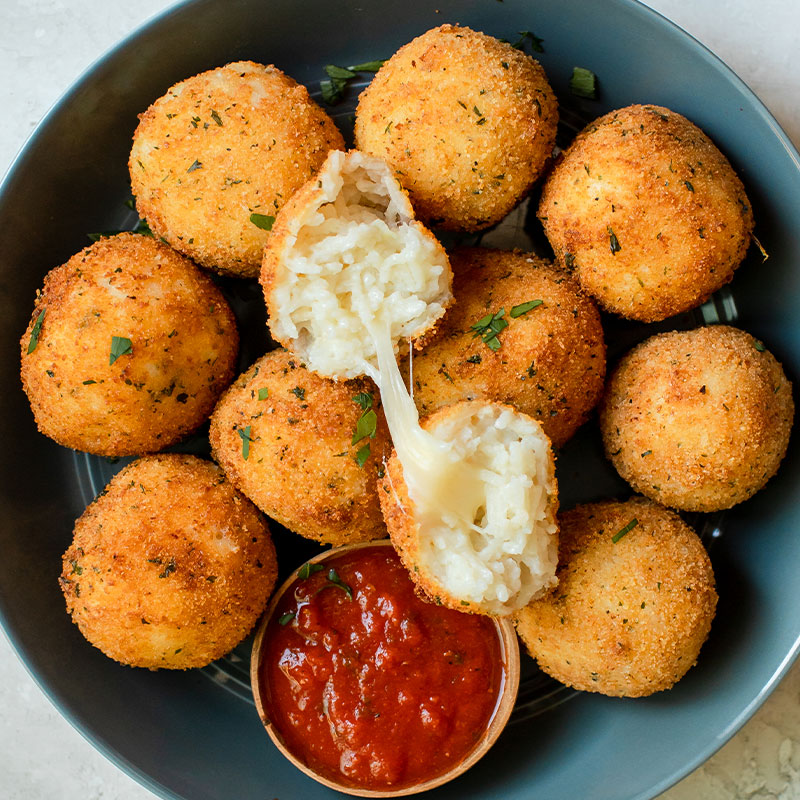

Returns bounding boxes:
[20,233,238,456]
[130,61,344,278]
[599,325,793,512]
[60,454,277,670]
[380,400,558,616]
[515,497,717,697]
[538,104,754,322]
[409,248,606,447]
[210,349,391,545]
[355,25,558,231]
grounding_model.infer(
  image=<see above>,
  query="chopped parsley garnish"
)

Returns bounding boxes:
[352,391,374,410]
[325,568,353,600]
[298,562,325,580]
[249,212,275,231]
[754,341,766,352]
[291,386,306,401]
[210,109,223,126]
[511,30,544,52]
[186,159,203,173]
[470,308,508,351]
[466,354,482,364]
[354,444,371,468]
[258,387,270,401]
[278,611,296,626]
[612,518,638,543]
[684,180,694,192]
[570,66,597,99]
[237,425,253,460]
[510,299,544,318]
[351,393,377,466]
[27,308,46,354]
[608,227,621,254]
[320,60,386,105]
[109,336,132,365]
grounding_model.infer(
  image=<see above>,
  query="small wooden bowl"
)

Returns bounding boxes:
[250,540,520,797]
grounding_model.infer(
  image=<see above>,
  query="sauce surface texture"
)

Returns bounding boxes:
[260,546,505,789]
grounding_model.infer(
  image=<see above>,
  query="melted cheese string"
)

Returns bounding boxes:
[364,321,486,534]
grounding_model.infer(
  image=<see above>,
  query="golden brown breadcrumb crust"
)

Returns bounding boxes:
[130,61,344,278]
[599,325,793,511]
[355,25,558,231]
[409,248,606,446]
[20,233,238,456]
[210,349,391,545]
[515,497,717,697]
[60,455,277,669]
[538,104,754,321]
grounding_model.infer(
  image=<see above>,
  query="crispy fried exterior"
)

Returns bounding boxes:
[379,400,558,616]
[409,248,606,446]
[599,325,793,512]
[538,104,754,321]
[20,233,238,456]
[60,455,277,670]
[130,61,344,278]
[515,498,717,697]
[355,25,558,231]
[209,349,391,545]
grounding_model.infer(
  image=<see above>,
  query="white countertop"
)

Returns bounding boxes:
[2,1,799,798]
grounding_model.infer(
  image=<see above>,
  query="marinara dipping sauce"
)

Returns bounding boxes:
[252,542,516,794]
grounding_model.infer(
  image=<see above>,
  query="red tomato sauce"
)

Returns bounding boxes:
[259,546,506,789]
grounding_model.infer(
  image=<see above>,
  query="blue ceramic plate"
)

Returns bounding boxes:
[1,1,799,799]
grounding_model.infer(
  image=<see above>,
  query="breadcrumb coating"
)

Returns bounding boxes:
[600,325,793,511]
[355,25,558,231]
[539,104,754,321]
[515,497,717,697]
[60,455,277,669]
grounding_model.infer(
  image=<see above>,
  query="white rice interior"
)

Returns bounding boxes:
[416,403,558,616]
[270,150,451,378]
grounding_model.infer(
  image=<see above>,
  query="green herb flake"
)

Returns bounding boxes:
[291,386,306,401]
[510,299,544,318]
[82,379,96,385]
[608,227,622,254]
[109,336,133,365]
[237,425,253,460]
[27,308,46,354]
[570,66,597,99]
[298,562,325,580]
[210,109,223,126]
[349,60,385,72]
[612,518,638,544]
[355,443,371,468]
[684,180,694,192]
[320,61,384,106]
[470,308,509,351]
[754,341,766,352]
[352,409,378,445]
[466,354,482,364]
[512,31,545,52]
[278,611,296,626]
[249,212,275,231]
[258,387,270,401]
[186,159,203,173]
[326,568,353,600]
[352,391,374,411]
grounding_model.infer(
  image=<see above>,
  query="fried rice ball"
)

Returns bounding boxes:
[355,24,558,231]
[60,454,277,670]
[380,400,559,616]
[515,497,717,697]
[130,61,344,278]
[600,325,793,512]
[210,349,391,545]
[538,104,754,322]
[409,248,606,447]
[20,233,238,456]
[261,149,451,379]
